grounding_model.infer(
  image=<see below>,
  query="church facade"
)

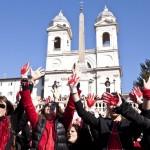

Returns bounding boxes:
[44,6,121,99]
[0,6,122,115]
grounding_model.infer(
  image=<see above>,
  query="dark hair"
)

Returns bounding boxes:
[41,102,59,115]
[69,124,80,134]
[0,96,14,115]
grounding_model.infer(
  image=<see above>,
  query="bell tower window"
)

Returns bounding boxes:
[102,32,110,47]
[54,37,61,50]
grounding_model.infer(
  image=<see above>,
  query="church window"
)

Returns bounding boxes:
[54,37,61,50]
[96,103,98,107]
[8,82,13,86]
[103,103,106,111]
[67,40,69,46]
[102,32,110,47]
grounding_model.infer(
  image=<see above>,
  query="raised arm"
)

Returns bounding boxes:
[101,92,150,130]
[116,101,150,130]
[68,73,99,128]
[63,67,82,129]
[21,85,38,129]
[63,93,77,129]
[20,64,45,129]
[142,76,150,110]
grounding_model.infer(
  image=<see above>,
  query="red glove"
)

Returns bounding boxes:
[143,77,150,100]
[86,93,95,107]
[68,74,79,86]
[101,92,119,106]
[21,63,30,78]
[129,86,143,104]
[142,89,150,100]
[68,74,80,94]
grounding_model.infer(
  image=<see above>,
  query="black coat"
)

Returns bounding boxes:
[75,101,140,150]
[32,116,68,150]
[116,102,150,150]
[68,123,96,150]
[5,101,27,150]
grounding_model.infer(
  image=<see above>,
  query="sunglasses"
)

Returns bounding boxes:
[0,104,6,109]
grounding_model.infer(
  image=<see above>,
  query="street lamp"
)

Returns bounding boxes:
[104,77,116,93]
[113,79,116,92]
[105,77,110,93]
[88,79,94,93]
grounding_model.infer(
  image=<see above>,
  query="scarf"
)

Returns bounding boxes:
[0,116,10,150]
[107,121,122,150]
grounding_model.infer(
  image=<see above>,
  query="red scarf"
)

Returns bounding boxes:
[0,116,10,150]
[107,121,122,150]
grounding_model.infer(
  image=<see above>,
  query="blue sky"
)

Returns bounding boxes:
[0,0,150,93]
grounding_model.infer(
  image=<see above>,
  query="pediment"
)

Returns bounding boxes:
[95,20,116,27]
[47,25,72,38]
[47,24,68,31]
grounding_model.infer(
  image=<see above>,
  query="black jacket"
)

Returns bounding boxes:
[116,102,150,150]
[32,116,68,150]
[75,101,139,150]
[5,101,27,150]
[68,123,97,150]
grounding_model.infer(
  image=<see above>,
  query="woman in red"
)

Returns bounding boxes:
[20,64,77,150]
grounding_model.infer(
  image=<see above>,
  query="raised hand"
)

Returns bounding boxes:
[143,76,150,90]
[86,93,95,107]
[101,92,122,107]
[68,74,80,94]
[143,76,150,99]
[31,67,45,82]
[129,86,143,104]
[20,62,30,78]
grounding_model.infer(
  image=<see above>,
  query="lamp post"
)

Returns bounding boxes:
[104,78,116,93]
[113,79,116,92]
[105,77,111,93]
[88,79,93,93]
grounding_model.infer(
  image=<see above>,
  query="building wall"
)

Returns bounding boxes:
[0,7,121,117]
[0,78,43,104]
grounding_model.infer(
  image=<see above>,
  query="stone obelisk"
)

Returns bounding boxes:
[78,2,86,73]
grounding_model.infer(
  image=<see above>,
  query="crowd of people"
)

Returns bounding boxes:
[0,62,150,150]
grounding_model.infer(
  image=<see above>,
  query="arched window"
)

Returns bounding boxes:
[96,103,98,107]
[102,32,110,47]
[54,37,61,49]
